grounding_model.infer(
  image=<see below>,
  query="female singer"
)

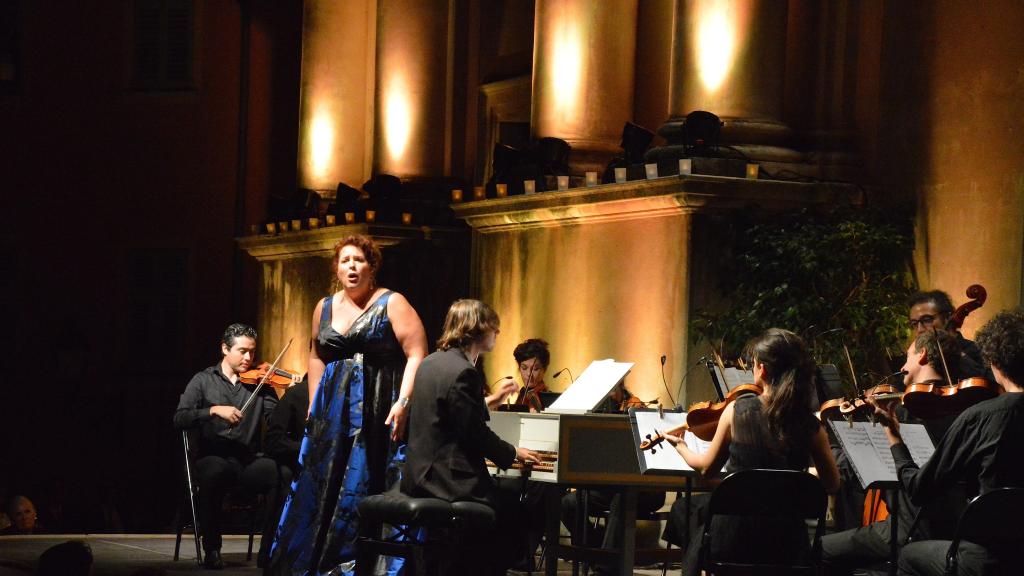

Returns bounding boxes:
[267,235,428,575]
[664,328,840,575]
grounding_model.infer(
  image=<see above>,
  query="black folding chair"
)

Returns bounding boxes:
[699,469,827,575]
[173,429,264,564]
[173,429,204,565]
[943,487,1024,576]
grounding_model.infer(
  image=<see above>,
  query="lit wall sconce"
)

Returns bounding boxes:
[614,167,627,183]
[557,175,569,190]
[496,183,508,198]
[585,171,598,187]
[645,163,659,179]
[746,163,760,179]
[524,180,536,194]
[451,189,463,202]
[401,212,413,225]
[679,158,692,175]
[365,210,376,223]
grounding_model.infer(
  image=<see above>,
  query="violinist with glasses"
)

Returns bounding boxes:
[839,309,1024,575]
[822,328,973,575]
[173,323,283,569]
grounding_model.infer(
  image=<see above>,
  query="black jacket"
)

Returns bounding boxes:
[401,348,516,506]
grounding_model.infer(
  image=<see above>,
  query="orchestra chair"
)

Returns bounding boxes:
[356,490,495,576]
[942,487,1024,576]
[698,469,828,575]
[173,429,264,564]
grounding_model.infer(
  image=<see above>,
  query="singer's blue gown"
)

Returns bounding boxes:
[267,292,406,576]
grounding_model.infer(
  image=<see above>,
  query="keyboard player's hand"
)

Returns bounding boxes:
[515,447,541,464]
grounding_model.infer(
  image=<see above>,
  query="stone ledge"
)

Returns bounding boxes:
[236,223,466,261]
[452,174,863,232]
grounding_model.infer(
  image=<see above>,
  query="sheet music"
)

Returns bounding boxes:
[630,409,707,475]
[830,421,935,488]
[713,366,756,394]
[547,359,633,414]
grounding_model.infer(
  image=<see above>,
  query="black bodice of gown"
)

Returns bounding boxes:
[315,291,405,367]
[726,394,812,473]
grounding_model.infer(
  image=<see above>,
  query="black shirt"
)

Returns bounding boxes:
[892,392,1024,507]
[264,381,310,470]
[173,364,278,459]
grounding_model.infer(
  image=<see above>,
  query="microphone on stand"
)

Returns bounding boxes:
[672,355,711,410]
[659,355,677,409]
[552,367,574,383]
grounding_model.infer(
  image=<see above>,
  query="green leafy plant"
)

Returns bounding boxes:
[692,207,916,392]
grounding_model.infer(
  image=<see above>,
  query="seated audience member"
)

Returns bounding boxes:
[37,541,92,576]
[402,299,541,576]
[880,309,1024,576]
[1,495,44,535]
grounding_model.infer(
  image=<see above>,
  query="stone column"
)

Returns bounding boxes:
[296,0,375,195]
[531,0,639,174]
[372,0,451,179]
[663,0,795,162]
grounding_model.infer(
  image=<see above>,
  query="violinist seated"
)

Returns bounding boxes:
[559,380,667,576]
[662,329,840,576]
[821,327,975,575]
[860,309,1024,576]
[173,323,282,570]
[489,338,564,570]
[489,338,551,412]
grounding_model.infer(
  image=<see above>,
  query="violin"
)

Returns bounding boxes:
[876,377,999,419]
[639,383,763,452]
[239,362,303,390]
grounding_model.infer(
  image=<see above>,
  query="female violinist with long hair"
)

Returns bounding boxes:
[663,328,840,575]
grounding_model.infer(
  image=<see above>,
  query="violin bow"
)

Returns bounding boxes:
[931,326,954,385]
[239,337,293,416]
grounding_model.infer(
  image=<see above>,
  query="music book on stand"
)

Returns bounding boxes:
[828,420,935,488]
[628,407,711,475]
[546,359,633,414]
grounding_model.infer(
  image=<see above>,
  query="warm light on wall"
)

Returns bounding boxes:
[551,20,583,124]
[308,108,335,181]
[695,0,737,92]
[384,73,413,164]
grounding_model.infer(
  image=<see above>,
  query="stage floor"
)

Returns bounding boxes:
[0,534,681,575]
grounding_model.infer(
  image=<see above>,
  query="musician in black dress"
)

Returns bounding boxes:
[664,328,840,576]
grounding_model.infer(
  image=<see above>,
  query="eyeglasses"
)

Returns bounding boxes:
[909,315,938,329]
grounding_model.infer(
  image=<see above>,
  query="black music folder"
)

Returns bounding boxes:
[628,407,707,476]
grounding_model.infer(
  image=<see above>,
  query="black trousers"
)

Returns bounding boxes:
[194,454,283,556]
[898,540,994,576]
[560,488,666,576]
